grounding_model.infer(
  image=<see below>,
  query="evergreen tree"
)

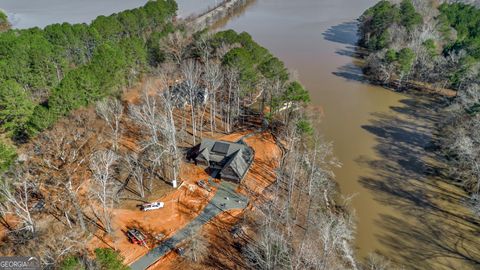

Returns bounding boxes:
[0,80,35,137]
[94,248,129,270]
[399,0,422,31]
[0,141,16,173]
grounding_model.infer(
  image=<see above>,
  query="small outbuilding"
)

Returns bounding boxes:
[193,138,254,182]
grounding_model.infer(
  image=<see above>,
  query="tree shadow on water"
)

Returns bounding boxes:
[375,214,480,270]
[332,63,368,83]
[323,21,358,46]
[336,46,362,57]
[324,21,375,83]
[358,93,480,269]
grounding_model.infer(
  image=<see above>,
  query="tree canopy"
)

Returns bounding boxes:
[213,30,289,91]
[0,0,177,139]
[359,0,422,50]
[94,248,130,270]
[439,2,480,59]
[0,80,35,138]
[0,141,16,173]
[359,0,480,90]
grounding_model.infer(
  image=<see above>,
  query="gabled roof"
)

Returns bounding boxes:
[199,138,248,159]
[221,150,249,179]
[196,138,254,180]
[197,147,210,161]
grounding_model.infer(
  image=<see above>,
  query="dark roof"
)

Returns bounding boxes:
[199,139,247,159]
[223,150,249,178]
[197,138,254,180]
[212,142,230,155]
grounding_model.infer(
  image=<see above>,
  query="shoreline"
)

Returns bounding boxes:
[354,47,457,98]
[186,0,251,31]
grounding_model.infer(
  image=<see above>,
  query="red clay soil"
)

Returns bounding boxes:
[200,209,247,269]
[146,250,179,270]
[2,63,281,268]
[0,215,18,241]
[122,77,168,105]
[87,131,281,267]
[87,161,216,265]
[234,132,281,196]
[145,132,281,269]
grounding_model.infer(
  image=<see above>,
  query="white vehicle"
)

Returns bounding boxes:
[141,202,164,211]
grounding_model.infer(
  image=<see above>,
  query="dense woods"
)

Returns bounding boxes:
[0,0,177,171]
[359,0,480,89]
[0,1,176,133]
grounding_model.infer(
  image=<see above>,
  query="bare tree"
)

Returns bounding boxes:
[204,61,223,135]
[89,150,118,233]
[181,59,203,145]
[129,91,168,185]
[195,35,212,65]
[364,253,392,270]
[129,91,163,147]
[243,220,291,270]
[124,153,146,198]
[37,225,83,267]
[183,231,210,263]
[303,139,338,204]
[443,83,480,194]
[222,67,241,133]
[96,98,124,151]
[161,31,192,65]
[0,173,37,234]
[129,85,179,188]
[242,118,359,270]
[158,86,181,188]
[34,119,95,232]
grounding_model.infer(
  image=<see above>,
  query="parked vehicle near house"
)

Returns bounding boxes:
[127,228,147,247]
[141,202,164,211]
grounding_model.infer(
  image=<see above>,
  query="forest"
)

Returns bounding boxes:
[359,0,480,219]
[359,0,480,88]
[0,0,177,159]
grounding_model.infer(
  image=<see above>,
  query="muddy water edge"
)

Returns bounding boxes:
[216,0,480,269]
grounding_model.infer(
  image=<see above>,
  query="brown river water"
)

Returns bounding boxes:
[217,0,480,269]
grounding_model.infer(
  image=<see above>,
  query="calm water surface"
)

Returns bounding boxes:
[0,0,217,29]
[219,0,479,269]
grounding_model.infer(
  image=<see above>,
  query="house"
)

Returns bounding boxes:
[193,138,254,182]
